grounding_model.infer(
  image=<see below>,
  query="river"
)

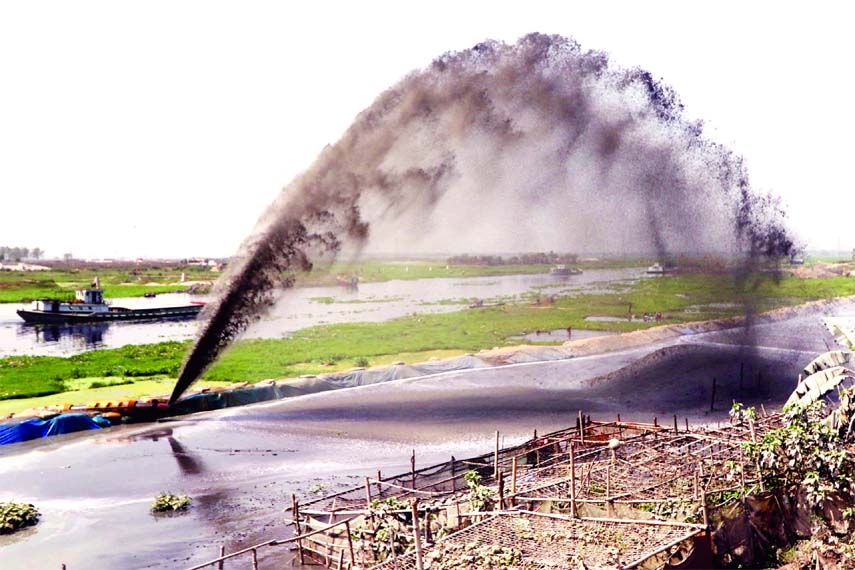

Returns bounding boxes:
[0,268,642,357]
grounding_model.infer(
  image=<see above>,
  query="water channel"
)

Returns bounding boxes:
[0,267,644,357]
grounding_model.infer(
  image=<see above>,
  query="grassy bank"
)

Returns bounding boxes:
[1,258,628,303]
[300,256,652,286]
[1,272,852,414]
[0,266,211,303]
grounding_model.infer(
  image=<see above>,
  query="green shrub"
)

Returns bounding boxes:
[150,492,191,513]
[0,502,40,534]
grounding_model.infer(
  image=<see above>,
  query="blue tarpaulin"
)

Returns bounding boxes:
[0,413,103,446]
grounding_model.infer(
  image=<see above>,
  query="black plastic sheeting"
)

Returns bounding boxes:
[171,354,496,415]
[0,413,106,446]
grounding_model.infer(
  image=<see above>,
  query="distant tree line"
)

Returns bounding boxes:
[446,252,578,266]
[0,246,43,261]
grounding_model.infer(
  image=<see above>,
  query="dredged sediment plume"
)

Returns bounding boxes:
[169,33,793,405]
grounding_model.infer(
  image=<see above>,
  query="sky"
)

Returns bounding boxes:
[0,1,852,260]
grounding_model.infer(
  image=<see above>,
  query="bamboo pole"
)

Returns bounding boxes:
[511,456,518,497]
[494,430,500,478]
[451,456,457,492]
[569,441,577,518]
[218,545,225,570]
[345,520,356,567]
[578,410,584,444]
[702,491,710,529]
[673,414,678,434]
[292,494,305,566]
[411,449,416,490]
[606,463,611,498]
[388,528,396,567]
[365,477,373,507]
[498,471,505,510]
[748,417,765,492]
[411,500,425,570]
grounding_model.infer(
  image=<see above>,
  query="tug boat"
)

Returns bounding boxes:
[16,278,204,324]
[549,264,582,276]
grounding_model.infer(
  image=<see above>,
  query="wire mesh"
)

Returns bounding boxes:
[370,511,701,570]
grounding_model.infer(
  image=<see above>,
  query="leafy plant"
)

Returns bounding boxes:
[150,492,191,513]
[464,470,496,513]
[0,502,40,534]
[368,496,413,560]
[743,401,853,506]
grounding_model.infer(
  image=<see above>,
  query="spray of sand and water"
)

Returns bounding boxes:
[169,34,793,404]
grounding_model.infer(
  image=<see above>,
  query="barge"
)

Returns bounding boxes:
[17,282,204,324]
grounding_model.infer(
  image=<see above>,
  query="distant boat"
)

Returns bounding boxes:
[549,264,582,276]
[646,262,667,275]
[336,275,359,289]
[17,287,204,324]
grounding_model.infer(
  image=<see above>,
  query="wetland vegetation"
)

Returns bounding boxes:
[1,260,853,415]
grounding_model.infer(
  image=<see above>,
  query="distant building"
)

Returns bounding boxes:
[0,262,50,271]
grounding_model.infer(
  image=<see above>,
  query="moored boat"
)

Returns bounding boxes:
[646,262,667,275]
[549,264,582,276]
[17,285,204,324]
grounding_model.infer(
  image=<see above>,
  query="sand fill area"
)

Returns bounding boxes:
[0,296,852,569]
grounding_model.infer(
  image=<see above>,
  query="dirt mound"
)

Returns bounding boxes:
[790,261,855,279]
[585,342,803,415]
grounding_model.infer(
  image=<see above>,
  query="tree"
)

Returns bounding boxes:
[30,248,43,260]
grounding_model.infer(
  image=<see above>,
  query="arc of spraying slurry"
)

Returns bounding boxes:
[168,33,794,405]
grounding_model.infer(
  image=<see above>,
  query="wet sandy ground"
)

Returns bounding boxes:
[0,299,849,569]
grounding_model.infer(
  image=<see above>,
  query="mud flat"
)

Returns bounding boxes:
[0,297,851,569]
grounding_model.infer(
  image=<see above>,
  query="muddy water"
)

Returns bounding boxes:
[0,300,846,569]
[0,268,641,357]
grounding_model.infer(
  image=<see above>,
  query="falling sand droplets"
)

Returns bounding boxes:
[169,33,793,404]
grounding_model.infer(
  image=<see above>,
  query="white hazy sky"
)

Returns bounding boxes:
[1,1,852,259]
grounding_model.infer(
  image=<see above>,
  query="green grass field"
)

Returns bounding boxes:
[0,266,213,303]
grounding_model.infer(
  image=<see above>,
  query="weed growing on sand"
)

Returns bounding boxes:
[150,493,191,513]
[0,502,40,534]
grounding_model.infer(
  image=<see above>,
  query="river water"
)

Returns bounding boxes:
[0,268,642,357]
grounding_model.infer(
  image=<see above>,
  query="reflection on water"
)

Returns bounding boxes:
[24,322,110,348]
[0,293,204,358]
